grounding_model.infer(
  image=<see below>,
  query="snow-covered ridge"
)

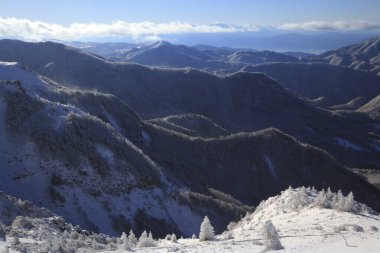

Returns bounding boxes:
[250,186,375,216]
[0,61,45,92]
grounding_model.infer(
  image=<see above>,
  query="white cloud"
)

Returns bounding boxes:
[0,17,259,41]
[1,17,378,41]
[278,20,380,31]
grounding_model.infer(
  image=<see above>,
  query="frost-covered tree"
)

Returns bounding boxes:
[262,220,283,251]
[344,192,355,212]
[164,234,172,240]
[191,234,197,239]
[148,232,154,241]
[199,216,215,241]
[137,230,147,247]
[137,231,156,248]
[171,233,177,243]
[316,188,327,208]
[128,229,137,246]
[314,188,358,213]
[120,232,127,243]
[120,232,131,250]
[326,187,333,205]
[336,190,346,210]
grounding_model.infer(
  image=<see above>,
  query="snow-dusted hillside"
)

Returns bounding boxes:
[1,187,379,252]
[0,61,250,238]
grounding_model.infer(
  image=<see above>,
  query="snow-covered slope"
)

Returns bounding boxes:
[1,187,379,252]
[115,187,380,252]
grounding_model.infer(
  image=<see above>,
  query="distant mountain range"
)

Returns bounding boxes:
[1,37,380,238]
[160,32,375,52]
[65,36,380,78]
[319,36,380,75]
[243,62,380,106]
[1,39,379,169]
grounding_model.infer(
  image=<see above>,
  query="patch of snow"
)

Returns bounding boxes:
[96,145,115,165]
[0,61,47,94]
[142,130,151,144]
[264,156,278,179]
[0,61,20,66]
[101,106,122,133]
[334,138,363,151]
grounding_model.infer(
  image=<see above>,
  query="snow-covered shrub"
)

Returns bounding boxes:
[286,186,309,210]
[334,225,348,233]
[164,234,172,240]
[221,221,238,240]
[262,220,283,251]
[11,216,34,229]
[352,225,364,232]
[191,234,197,239]
[128,229,137,246]
[137,231,156,248]
[69,231,79,240]
[199,216,215,241]
[11,236,20,246]
[223,230,234,240]
[171,233,177,243]
[106,242,118,250]
[43,238,65,253]
[0,246,9,253]
[227,221,238,231]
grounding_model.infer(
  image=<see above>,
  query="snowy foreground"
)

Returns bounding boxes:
[1,187,380,252]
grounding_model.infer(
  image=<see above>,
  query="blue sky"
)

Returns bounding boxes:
[1,0,380,25]
[0,0,379,41]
